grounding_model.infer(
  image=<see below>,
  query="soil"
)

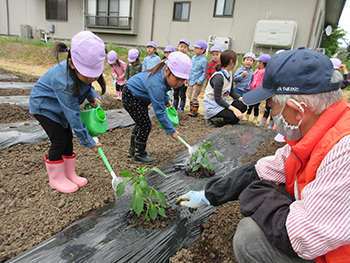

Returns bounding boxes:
[186,165,216,178]
[2,42,346,263]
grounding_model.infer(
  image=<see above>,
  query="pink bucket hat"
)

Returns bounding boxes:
[330,58,342,70]
[128,49,140,62]
[70,31,106,78]
[167,51,192,79]
[107,50,118,64]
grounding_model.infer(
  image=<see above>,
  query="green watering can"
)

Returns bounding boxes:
[80,103,119,191]
[158,105,194,156]
[158,106,179,129]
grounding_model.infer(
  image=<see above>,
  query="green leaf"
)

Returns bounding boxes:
[149,205,158,220]
[158,207,166,217]
[208,162,214,171]
[120,169,132,178]
[149,188,157,199]
[144,213,150,223]
[201,156,210,168]
[200,147,206,157]
[139,174,146,181]
[156,191,166,207]
[131,192,144,216]
[139,180,149,192]
[135,166,148,175]
[151,167,168,177]
[214,150,225,160]
[190,155,197,164]
[116,181,127,197]
[192,164,200,171]
[204,141,212,148]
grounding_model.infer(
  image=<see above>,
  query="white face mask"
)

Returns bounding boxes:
[272,99,307,141]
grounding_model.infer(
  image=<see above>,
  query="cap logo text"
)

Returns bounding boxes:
[277,87,299,92]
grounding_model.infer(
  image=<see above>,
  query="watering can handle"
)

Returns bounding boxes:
[93,137,117,179]
[84,102,100,110]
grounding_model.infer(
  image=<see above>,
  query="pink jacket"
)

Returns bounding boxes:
[250,68,265,91]
[111,60,127,86]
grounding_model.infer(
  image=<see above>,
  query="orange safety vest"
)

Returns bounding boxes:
[284,99,350,263]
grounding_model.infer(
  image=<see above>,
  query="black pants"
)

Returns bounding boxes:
[122,86,151,143]
[34,114,73,161]
[215,100,247,125]
[115,83,125,92]
[247,102,260,117]
[262,100,272,120]
[173,84,187,101]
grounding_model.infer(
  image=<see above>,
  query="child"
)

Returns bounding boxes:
[203,50,247,127]
[142,41,161,71]
[233,52,256,97]
[245,54,271,124]
[330,57,350,89]
[107,50,126,101]
[205,45,222,82]
[122,52,192,164]
[29,31,106,194]
[173,39,190,112]
[187,40,208,117]
[163,45,176,60]
[124,49,142,81]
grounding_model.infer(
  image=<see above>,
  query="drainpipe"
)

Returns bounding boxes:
[307,0,320,48]
[6,0,10,35]
[150,0,155,40]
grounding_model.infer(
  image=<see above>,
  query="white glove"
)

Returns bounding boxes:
[175,190,210,208]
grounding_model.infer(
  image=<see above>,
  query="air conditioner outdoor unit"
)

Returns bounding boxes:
[32,29,45,40]
[20,25,32,40]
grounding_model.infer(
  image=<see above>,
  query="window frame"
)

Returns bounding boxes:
[86,0,132,29]
[213,0,235,18]
[45,0,68,21]
[172,2,191,22]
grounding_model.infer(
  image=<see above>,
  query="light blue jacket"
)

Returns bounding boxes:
[125,69,175,135]
[189,54,208,86]
[29,60,99,148]
[233,65,254,95]
[142,54,161,71]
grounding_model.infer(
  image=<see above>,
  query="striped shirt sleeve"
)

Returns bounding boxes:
[286,135,350,259]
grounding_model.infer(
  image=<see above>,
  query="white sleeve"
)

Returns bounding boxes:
[286,135,350,260]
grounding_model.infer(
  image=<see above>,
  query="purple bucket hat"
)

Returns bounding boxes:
[210,45,223,53]
[71,31,106,78]
[128,49,140,62]
[257,54,271,63]
[243,52,256,61]
[167,51,192,79]
[193,40,208,50]
[107,50,118,64]
[147,41,157,49]
[179,39,190,47]
[164,45,176,52]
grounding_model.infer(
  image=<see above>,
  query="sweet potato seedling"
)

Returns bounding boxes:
[190,141,225,172]
[116,166,168,222]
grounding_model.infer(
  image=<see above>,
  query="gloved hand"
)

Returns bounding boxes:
[175,190,210,212]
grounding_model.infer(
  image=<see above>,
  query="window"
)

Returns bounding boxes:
[86,0,132,28]
[173,2,190,21]
[214,0,235,17]
[46,0,67,20]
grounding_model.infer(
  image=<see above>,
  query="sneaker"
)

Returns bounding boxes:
[211,117,225,127]
[258,117,267,127]
[268,120,275,129]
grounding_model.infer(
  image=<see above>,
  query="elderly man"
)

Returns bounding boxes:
[176,47,350,263]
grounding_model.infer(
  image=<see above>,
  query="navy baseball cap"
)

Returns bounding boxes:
[242,47,342,105]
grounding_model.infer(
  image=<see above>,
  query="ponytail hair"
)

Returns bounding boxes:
[215,50,237,71]
[145,60,167,80]
[52,42,106,97]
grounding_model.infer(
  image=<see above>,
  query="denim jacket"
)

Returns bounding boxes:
[29,60,99,148]
[233,65,254,94]
[189,54,208,86]
[125,69,176,135]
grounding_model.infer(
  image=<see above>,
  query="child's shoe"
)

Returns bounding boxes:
[117,91,122,101]
[258,117,267,127]
[268,120,275,129]
[252,116,258,124]
[243,114,250,122]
